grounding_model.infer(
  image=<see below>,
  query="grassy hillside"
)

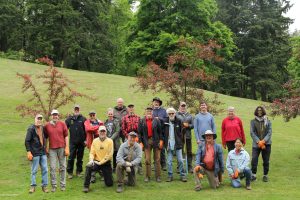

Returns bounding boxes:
[0,58,299,200]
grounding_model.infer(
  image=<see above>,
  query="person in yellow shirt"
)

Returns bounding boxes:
[83,126,114,192]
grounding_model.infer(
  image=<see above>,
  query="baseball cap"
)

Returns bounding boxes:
[51,109,59,115]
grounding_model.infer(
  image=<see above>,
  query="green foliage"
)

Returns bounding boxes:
[287,36,300,81]
[0,50,25,60]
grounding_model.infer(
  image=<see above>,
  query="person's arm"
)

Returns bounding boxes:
[121,116,127,138]
[65,118,70,129]
[195,145,201,166]
[239,118,246,145]
[188,115,194,129]
[63,123,69,156]
[84,120,93,132]
[25,126,32,153]
[218,145,224,173]
[194,117,200,143]
[99,140,114,165]
[263,120,272,143]
[89,141,95,161]
[250,120,260,143]
[211,115,216,134]
[131,145,142,166]
[221,119,226,147]
[111,120,120,140]
[238,151,250,172]
[226,153,234,176]
[116,146,126,166]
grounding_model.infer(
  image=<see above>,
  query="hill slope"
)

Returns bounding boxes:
[0,58,299,200]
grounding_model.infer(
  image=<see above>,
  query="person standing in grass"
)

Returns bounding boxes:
[250,106,272,182]
[104,108,121,173]
[194,101,216,147]
[113,98,128,142]
[138,107,164,182]
[176,101,194,173]
[44,109,69,192]
[65,105,86,179]
[116,131,142,193]
[82,126,114,193]
[193,130,224,191]
[25,114,49,193]
[226,138,252,190]
[164,107,187,182]
[221,106,246,152]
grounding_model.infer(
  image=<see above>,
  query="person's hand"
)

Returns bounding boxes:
[159,140,164,149]
[125,161,132,167]
[223,144,226,149]
[183,122,189,128]
[233,169,239,179]
[258,140,266,149]
[86,160,94,167]
[45,147,49,155]
[27,152,33,161]
[65,147,70,156]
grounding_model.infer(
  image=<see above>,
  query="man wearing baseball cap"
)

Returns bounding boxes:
[65,105,86,179]
[193,130,224,191]
[44,109,69,192]
[83,126,114,193]
[115,131,142,193]
[25,114,49,193]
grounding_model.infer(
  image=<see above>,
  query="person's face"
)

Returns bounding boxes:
[89,113,96,120]
[257,108,263,117]
[35,117,43,126]
[146,110,152,118]
[228,109,235,119]
[235,139,243,150]
[205,134,213,143]
[128,135,136,146]
[99,130,107,140]
[74,107,80,115]
[179,104,186,113]
[117,99,124,108]
[51,114,59,121]
[107,111,113,118]
[168,112,175,120]
[200,103,207,112]
[153,100,160,108]
[128,106,134,114]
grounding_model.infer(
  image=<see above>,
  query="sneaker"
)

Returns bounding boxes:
[251,174,257,181]
[181,176,187,182]
[42,186,49,193]
[246,185,252,190]
[194,185,202,191]
[166,177,173,182]
[144,177,150,183]
[29,186,35,193]
[51,186,56,192]
[60,187,66,191]
[156,177,161,183]
[68,173,73,179]
[263,175,269,182]
[82,187,89,193]
[116,185,123,193]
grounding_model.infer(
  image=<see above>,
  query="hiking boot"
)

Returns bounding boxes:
[138,167,143,175]
[82,187,89,193]
[51,186,56,192]
[68,173,73,179]
[194,185,202,191]
[156,177,161,183]
[76,172,83,177]
[263,175,269,182]
[181,176,187,182]
[251,174,257,181]
[29,186,35,193]
[42,186,49,193]
[162,165,167,171]
[246,185,252,190]
[144,177,150,183]
[116,185,123,193]
[166,177,173,182]
[60,187,66,191]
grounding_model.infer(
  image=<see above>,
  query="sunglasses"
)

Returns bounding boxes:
[100,130,106,133]
[90,114,95,117]
[180,104,186,107]
[37,117,43,120]
[168,113,175,115]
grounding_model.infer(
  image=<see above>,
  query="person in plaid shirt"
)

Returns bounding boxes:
[121,104,140,139]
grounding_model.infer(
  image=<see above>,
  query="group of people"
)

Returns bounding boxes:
[24,97,272,194]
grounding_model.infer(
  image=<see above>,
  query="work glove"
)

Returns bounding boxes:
[159,140,164,150]
[86,160,94,167]
[194,166,204,179]
[94,161,101,166]
[258,140,266,149]
[232,169,239,179]
[27,152,33,161]
[65,147,70,156]
[125,161,132,167]
[126,166,132,173]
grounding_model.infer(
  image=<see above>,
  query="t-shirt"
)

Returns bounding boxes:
[146,118,153,138]
[106,120,114,138]
[44,121,68,149]
[203,144,215,170]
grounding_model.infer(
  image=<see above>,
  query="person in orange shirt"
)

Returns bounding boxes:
[193,130,224,191]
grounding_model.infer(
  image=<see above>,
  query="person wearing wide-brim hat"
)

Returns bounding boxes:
[193,130,224,191]
[152,97,168,171]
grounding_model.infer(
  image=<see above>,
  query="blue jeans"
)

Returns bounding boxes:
[31,155,48,187]
[167,149,185,177]
[231,167,252,188]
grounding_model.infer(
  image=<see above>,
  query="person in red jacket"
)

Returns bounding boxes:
[84,111,103,150]
[221,107,245,152]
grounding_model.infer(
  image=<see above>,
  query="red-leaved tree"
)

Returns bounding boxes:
[16,56,96,121]
[134,38,223,115]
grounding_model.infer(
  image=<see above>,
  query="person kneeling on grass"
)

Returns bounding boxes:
[226,138,252,190]
[25,114,49,193]
[193,130,224,191]
[82,126,114,193]
[116,131,142,193]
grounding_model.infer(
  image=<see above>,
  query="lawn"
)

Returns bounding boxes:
[0,58,299,200]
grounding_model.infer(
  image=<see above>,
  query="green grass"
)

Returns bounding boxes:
[0,58,299,200]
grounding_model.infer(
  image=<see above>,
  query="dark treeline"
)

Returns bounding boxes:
[0,0,297,101]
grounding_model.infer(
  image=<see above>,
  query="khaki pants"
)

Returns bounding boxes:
[144,138,161,178]
[194,168,219,189]
[116,163,137,186]
[49,148,66,188]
